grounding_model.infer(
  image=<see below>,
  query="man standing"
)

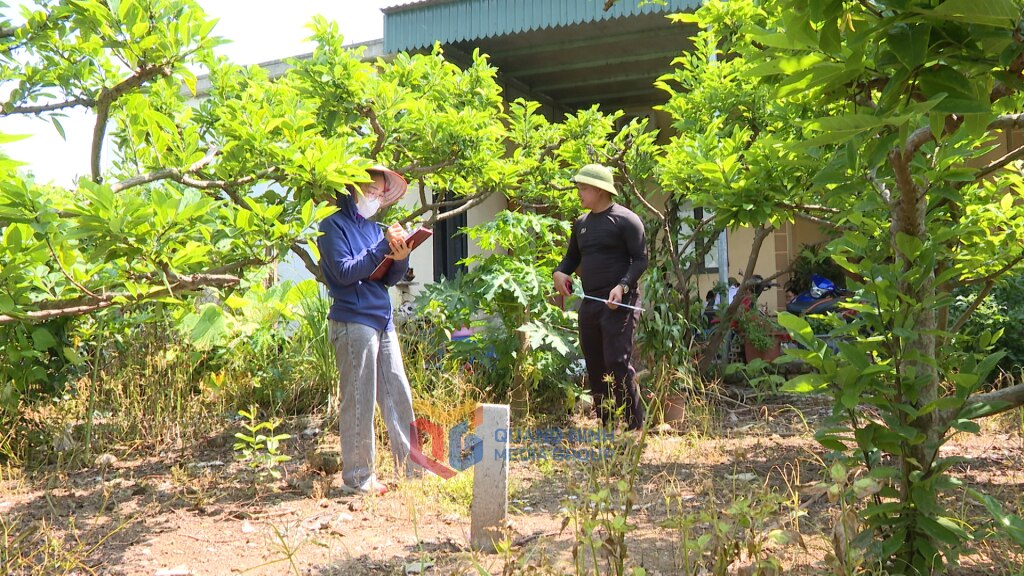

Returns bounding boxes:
[553,164,648,430]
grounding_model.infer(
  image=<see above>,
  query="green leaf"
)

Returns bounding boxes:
[744,54,824,78]
[926,0,1019,28]
[887,23,930,71]
[962,112,996,139]
[918,66,991,114]
[803,114,886,144]
[919,396,963,416]
[31,328,57,352]
[782,373,828,393]
[929,112,946,140]
[0,132,30,144]
[777,312,815,344]
[778,63,860,98]
[749,31,815,50]
[62,346,86,366]
[894,232,924,260]
[187,304,229,349]
[781,8,818,48]
[835,341,869,371]
[818,16,841,53]
[1001,193,1014,212]
[918,515,969,546]
[767,529,805,547]
[969,488,1024,545]
[51,117,66,141]
[181,68,197,96]
[852,477,883,499]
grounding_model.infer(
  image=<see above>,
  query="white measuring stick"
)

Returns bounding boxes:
[576,291,646,312]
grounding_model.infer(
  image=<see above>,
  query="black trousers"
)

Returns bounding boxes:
[578,293,645,430]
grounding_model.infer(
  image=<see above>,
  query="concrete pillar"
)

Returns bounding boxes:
[470,403,509,552]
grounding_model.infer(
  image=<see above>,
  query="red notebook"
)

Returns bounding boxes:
[368,227,433,281]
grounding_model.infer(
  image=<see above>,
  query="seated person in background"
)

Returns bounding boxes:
[784,285,798,304]
[704,289,718,324]
[725,276,740,305]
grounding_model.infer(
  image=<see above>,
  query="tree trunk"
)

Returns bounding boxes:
[510,314,531,418]
[889,148,941,572]
[696,225,773,374]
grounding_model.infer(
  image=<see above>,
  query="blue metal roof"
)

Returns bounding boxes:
[383,0,700,53]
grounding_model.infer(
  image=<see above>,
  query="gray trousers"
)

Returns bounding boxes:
[329,320,417,489]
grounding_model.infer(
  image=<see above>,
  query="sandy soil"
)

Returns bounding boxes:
[2,394,1021,575]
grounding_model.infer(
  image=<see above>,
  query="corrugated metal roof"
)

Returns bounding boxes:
[383,0,699,53]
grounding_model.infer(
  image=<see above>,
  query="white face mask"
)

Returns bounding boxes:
[355,196,381,219]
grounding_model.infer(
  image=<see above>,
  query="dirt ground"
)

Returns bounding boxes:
[2,394,1022,575]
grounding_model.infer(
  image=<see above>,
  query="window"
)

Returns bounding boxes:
[677,203,721,274]
[432,192,468,281]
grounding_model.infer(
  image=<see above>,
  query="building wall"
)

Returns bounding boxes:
[693,226,782,312]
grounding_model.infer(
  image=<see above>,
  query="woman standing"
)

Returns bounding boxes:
[318,164,418,495]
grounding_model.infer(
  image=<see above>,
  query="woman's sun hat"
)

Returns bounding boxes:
[572,163,618,196]
[367,164,408,207]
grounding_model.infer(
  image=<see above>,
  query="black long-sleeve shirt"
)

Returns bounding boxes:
[555,204,648,298]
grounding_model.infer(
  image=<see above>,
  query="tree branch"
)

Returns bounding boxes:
[110,148,219,192]
[962,250,1024,287]
[0,302,115,324]
[397,156,458,177]
[2,97,97,116]
[0,273,240,325]
[990,42,1024,103]
[988,113,1024,131]
[404,188,492,226]
[91,64,173,182]
[776,201,841,215]
[949,281,994,335]
[867,168,892,204]
[289,243,324,283]
[793,211,848,231]
[424,190,490,226]
[903,126,935,159]
[975,143,1024,181]
[361,106,387,158]
[697,224,774,374]
[961,383,1024,420]
[856,0,883,19]
[618,164,664,222]
[44,235,99,299]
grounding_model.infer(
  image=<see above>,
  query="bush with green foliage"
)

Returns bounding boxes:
[952,272,1024,374]
[418,211,579,410]
[661,0,1024,572]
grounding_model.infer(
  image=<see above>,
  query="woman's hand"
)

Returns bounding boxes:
[385,223,412,260]
[388,238,412,260]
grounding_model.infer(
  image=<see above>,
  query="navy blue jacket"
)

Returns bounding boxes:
[318,194,409,331]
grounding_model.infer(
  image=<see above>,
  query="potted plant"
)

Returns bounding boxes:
[737,308,784,362]
[641,365,694,425]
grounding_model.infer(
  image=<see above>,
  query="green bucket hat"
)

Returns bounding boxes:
[572,163,618,196]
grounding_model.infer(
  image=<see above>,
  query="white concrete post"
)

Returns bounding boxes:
[470,403,509,552]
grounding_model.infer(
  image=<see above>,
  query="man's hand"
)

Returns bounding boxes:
[385,223,412,260]
[553,271,573,296]
[607,284,624,310]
